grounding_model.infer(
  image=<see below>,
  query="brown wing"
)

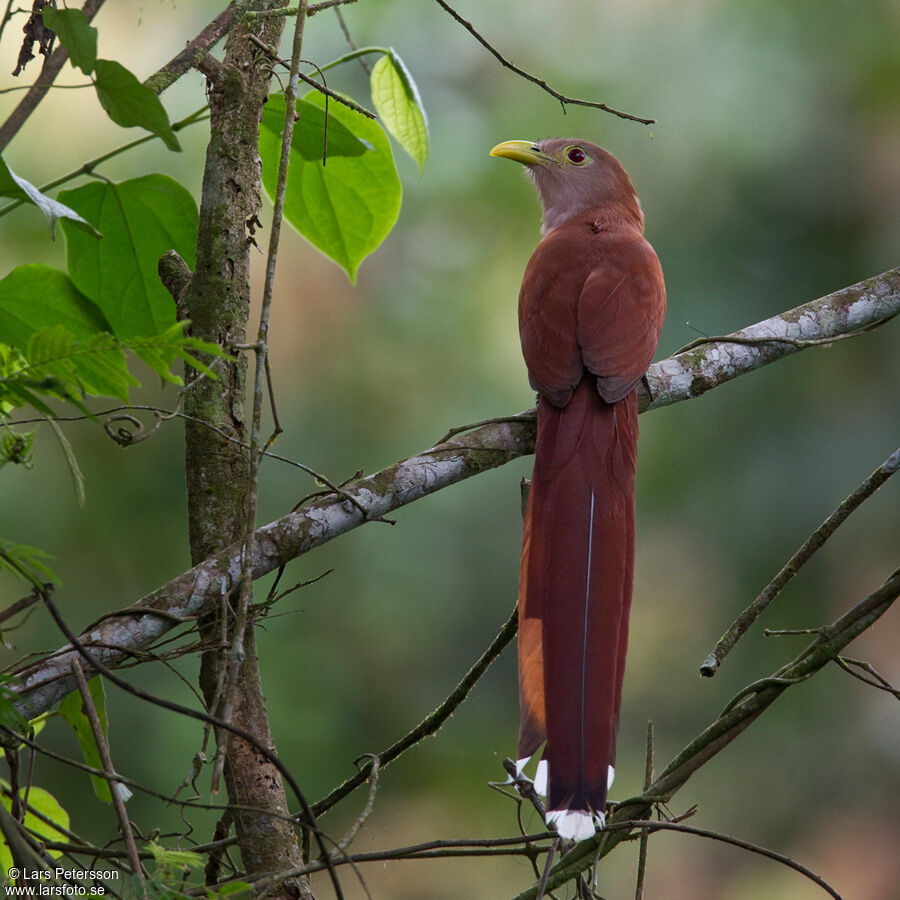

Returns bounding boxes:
[576,234,666,403]
[518,228,591,408]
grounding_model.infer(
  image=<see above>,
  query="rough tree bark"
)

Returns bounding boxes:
[178,4,312,897]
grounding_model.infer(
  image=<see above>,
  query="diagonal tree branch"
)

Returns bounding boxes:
[2,267,898,730]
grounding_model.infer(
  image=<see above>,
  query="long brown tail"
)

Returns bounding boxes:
[517,376,638,838]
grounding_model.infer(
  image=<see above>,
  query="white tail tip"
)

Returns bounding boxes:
[534,759,548,796]
[546,809,605,841]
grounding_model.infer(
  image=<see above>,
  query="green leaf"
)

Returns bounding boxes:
[0,266,109,350]
[60,678,112,803]
[25,326,136,401]
[41,8,97,75]
[0,782,70,873]
[260,91,402,281]
[59,175,198,338]
[370,50,429,171]
[214,882,253,898]
[93,59,180,151]
[261,95,369,161]
[147,841,204,881]
[0,541,57,586]
[127,321,228,385]
[0,158,100,239]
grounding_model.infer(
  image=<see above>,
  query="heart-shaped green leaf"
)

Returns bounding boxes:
[59,175,198,338]
[370,50,428,171]
[260,91,401,281]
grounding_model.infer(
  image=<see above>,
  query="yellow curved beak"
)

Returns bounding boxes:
[489,140,551,166]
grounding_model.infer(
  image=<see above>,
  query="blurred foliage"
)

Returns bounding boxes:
[0,1,897,898]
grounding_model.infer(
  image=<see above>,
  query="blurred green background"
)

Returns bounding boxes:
[1,1,898,897]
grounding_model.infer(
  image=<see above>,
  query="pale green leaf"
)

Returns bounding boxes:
[370,50,428,171]
[0,783,70,873]
[60,678,112,803]
[260,91,402,281]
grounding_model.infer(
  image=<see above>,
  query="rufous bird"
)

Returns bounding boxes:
[490,138,666,840]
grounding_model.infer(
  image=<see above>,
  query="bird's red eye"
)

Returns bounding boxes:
[567,147,587,164]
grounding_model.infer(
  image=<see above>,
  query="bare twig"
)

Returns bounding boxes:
[0,0,106,151]
[246,33,376,117]
[536,838,559,900]
[32,589,342,899]
[144,3,239,95]
[700,444,900,676]
[831,655,900,700]
[431,0,654,124]
[69,659,144,883]
[335,756,380,852]
[607,819,843,900]
[314,604,518,815]
[334,2,370,74]
[634,722,654,900]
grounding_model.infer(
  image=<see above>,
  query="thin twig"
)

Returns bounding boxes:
[604,819,844,900]
[334,3,370,74]
[634,722,654,900]
[700,445,900,675]
[431,0,654,124]
[0,107,210,221]
[520,568,899,898]
[69,659,145,884]
[314,604,518,815]
[247,0,357,17]
[536,838,559,900]
[246,33,376,117]
[831,655,900,700]
[34,588,342,899]
[335,756,380,852]
[671,321,889,356]
[231,832,552,890]
[437,412,537,445]
[143,3,239,95]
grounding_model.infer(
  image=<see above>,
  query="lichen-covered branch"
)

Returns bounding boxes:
[5,267,898,726]
[639,266,899,411]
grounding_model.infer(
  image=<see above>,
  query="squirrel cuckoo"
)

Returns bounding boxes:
[490,138,665,840]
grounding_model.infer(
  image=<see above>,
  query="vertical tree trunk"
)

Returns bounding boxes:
[180,5,313,897]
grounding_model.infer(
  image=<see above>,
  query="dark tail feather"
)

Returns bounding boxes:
[517,378,638,839]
